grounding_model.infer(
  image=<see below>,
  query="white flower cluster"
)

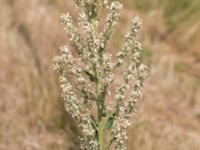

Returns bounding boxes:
[100,1,122,51]
[112,64,148,150]
[80,12,100,62]
[74,0,111,8]
[111,16,148,150]
[114,16,143,117]
[79,135,99,150]
[100,53,114,85]
[52,47,98,149]
[116,16,142,66]
[53,0,147,150]
[53,46,94,109]
[73,0,86,7]
[60,13,84,56]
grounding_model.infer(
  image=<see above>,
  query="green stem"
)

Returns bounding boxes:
[88,1,105,149]
[95,63,104,149]
[98,120,104,150]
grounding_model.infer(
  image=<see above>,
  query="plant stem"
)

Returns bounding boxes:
[88,1,105,149]
[98,120,104,150]
[95,61,105,150]
[96,83,105,150]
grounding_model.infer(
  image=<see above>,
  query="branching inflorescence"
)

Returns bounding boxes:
[52,0,148,150]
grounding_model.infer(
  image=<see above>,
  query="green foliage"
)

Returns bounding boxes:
[160,0,200,29]
[141,47,152,64]
[124,0,200,30]
[104,116,114,129]
[133,0,156,12]
[175,62,184,73]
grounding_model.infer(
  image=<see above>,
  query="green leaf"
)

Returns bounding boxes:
[101,85,108,99]
[84,71,96,82]
[82,90,97,101]
[91,115,98,130]
[104,116,114,130]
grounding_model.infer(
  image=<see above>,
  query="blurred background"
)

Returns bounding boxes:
[0,0,200,149]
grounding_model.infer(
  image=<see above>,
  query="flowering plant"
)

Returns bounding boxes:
[53,0,148,149]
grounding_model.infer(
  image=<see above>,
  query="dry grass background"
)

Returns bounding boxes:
[0,0,200,150]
